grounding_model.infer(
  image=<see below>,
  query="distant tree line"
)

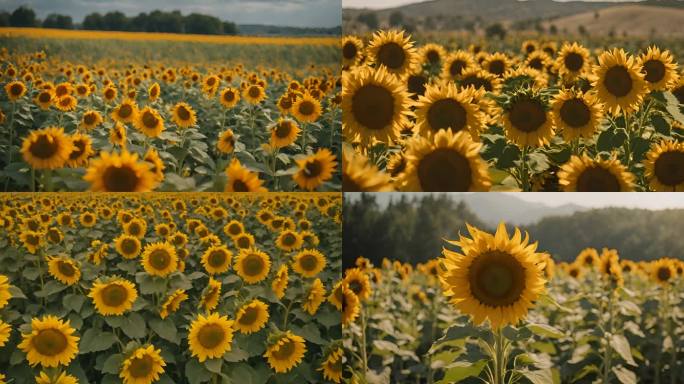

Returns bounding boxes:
[0,5,237,35]
[343,194,684,267]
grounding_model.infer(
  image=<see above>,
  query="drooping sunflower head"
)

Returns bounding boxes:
[21,126,74,170]
[65,132,94,168]
[143,147,165,183]
[500,89,554,148]
[201,245,233,275]
[235,247,271,284]
[400,129,491,192]
[109,122,128,147]
[551,88,604,141]
[47,256,81,286]
[272,265,289,299]
[644,140,684,191]
[414,82,485,139]
[224,158,268,192]
[342,66,411,145]
[598,248,624,287]
[319,347,344,383]
[89,277,138,316]
[341,284,360,326]
[135,106,165,138]
[18,315,79,367]
[188,313,235,362]
[439,222,547,329]
[171,102,197,128]
[293,249,327,278]
[638,46,679,91]
[200,277,222,312]
[341,35,364,67]
[592,48,647,115]
[558,154,635,192]
[270,118,300,149]
[119,345,166,384]
[342,146,394,192]
[293,148,338,191]
[84,150,158,192]
[264,331,307,373]
[141,242,178,277]
[159,289,188,319]
[217,129,236,154]
[234,299,269,334]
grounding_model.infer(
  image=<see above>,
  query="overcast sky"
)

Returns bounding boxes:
[343,0,641,9]
[506,192,684,209]
[0,0,342,27]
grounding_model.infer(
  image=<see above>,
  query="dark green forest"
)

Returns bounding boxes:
[343,193,684,267]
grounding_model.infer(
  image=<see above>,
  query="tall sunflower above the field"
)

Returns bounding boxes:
[366,30,417,77]
[592,48,647,115]
[637,46,679,91]
[293,148,337,191]
[341,35,364,67]
[439,222,547,329]
[342,66,411,145]
[551,89,604,141]
[499,88,554,148]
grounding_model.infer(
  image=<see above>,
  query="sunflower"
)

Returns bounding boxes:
[264,331,307,373]
[65,132,94,168]
[638,46,679,91]
[120,345,166,384]
[188,313,235,362]
[79,110,103,131]
[501,91,554,147]
[111,100,139,124]
[343,268,372,301]
[172,102,197,128]
[644,140,684,191]
[18,315,79,367]
[341,285,360,326]
[34,89,54,109]
[224,158,268,192]
[217,129,236,154]
[0,275,11,309]
[651,258,676,285]
[5,80,27,101]
[276,230,303,252]
[551,89,604,141]
[366,30,418,76]
[0,320,10,347]
[124,218,148,238]
[89,278,138,316]
[223,220,244,238]
[160,289,188,319]
[110,122,128,147]
[200,277,222,311]
[84,150,158,192]
[342,147,393,191]
[35,371,78,384]
[243,84,266,105]
[21,126,73,170]
[483,52,512,77]
[673,76,684,105]
[555,43,591,79]
[441,51,476,81]
[342,35,364,67]
[270,118,300,148]
[293,148,337,191]
[292,249,327,278]
[419,43,447,67]
[400,129,490,191]
[342,66,410,144]
[201,245,233,275]
[439,223,546,329]
[20,230,44,253]
[302,278,326,315]
[114,234,141,260]
[576,248,599,269]
[47,256,80,286]
[272,265,289,299]
[292,93,322,123]
[592,48,647,115]
[135,106,165,137]
[599,248,624,287]
[558,154,635,191]
[219,87,241,108]
[415,83,485,139]
[143,148,165,183]
[320,347,343,383]
[141,242,178,277]
[235,248,271,284]
[234,299,269,334]
[103,85,118,103]
[459,68,501,93]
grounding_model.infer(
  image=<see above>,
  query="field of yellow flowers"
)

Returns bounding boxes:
[340,30,684,192]
[0,192,343,383]
[343,223,682,384]
[0,29,341,192]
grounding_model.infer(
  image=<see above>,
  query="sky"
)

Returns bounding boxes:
[0,0,342,27]
[342,0,640,10]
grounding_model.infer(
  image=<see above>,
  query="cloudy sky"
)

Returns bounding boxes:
[0,0,342,27]
[343,0,640,9]
[508,192,684,209]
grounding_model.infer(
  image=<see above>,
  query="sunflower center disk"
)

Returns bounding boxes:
[657,267,671,281]
[143,112,158,128]
[564,53,584,72]
[30,135,59,159]
[509,99,547,133]
[488,60,505,76]
[576,166,621,191]
[299,101,315,116]
[654,151,684,186]
[428,99,467,132]
[119,105,132,118]
[275,123,291,138]
[237,236,251,248]
[450,60,467,77]
[10,83,23,95]
[418,148,472,191]
[352,84,395,131]
[377,42,406,69]
[58,261,75,277]
[103,166,140,192]
[84,114,96,125]
[198,324,225,348]
[128,355,154,378]
[283,234,296,246]
[209,251,226,267]
[39,92,51,102]
[238,307,259,325]
[304,160,322,178]
[427,50,440,64]
[643,59,666,83]
[243,255,264,276]
[33,329,68,356]
[248,87,260,98]
[177,107,190,120]
[469,251,526,307]
[300,254,318,271]
[272,340,295,360]
[149,250,171,270]
[604,66,633,97]
[560,98,591,128]
[407,75,427,96]
[69,141,87,160]
[462,76,491,92]
[102,284,128,306]
[232,180,249,192]
[331,358,343,372]
[343,43,357,59]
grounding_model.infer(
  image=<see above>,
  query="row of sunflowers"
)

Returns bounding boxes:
[340,30,684,192]
[0,192,343,383]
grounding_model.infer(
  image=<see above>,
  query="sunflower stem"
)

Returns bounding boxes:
[602,290,615,384]
[666,287,677,384]
[4,101,17,191]
[518,146,530,192]
[282,299,294,329]
[301,122,308,152]
[493,328,506,384]
[359,305,369,376]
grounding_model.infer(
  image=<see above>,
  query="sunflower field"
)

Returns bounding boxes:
[343,223,683,384]
[0,29,341,193]
[340,30,684,192]
[0,192,343,383]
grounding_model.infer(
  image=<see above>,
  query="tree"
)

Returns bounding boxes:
[184,13,223,35]
[10,6,36,27]
[357,12,378,30]
[485,23,506,40]
[42,14,73,29]
[389,11,404,27]
[102,11,129,31]
[222,21,238,35]
[0,11,10,27]
[82,13,104,30]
